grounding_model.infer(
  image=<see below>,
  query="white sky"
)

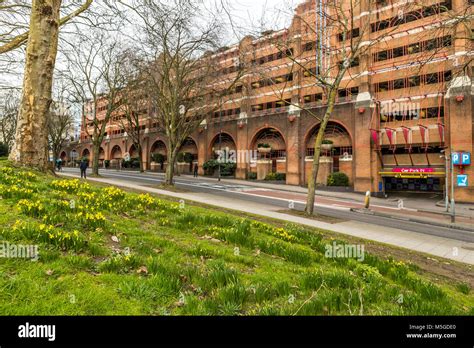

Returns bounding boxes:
[226,0,306,31]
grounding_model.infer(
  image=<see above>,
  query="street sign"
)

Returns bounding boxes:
[452,152,461,165]
[457,174,468,187]
[461,152,471,166]
[452,152,471,166]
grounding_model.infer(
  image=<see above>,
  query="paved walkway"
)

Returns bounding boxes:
[60,173,474,265]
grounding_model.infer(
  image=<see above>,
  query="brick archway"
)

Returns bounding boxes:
[208,132,237,158]
[110,145,123,159]
[304,121,354,186]
[249,126,287,176]
[81,148,90,158]
[249,125,287,150]
[304,120,353,149]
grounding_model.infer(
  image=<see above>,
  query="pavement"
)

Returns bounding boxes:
[58,170,474,265]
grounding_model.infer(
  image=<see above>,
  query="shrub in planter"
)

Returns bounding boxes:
[265,172,286,181]
[122,157,140,169]
[177,152,194,164]
[327,172,349,187]
[151,153,165,164]
[220,162,236,176]
[203,159,219,175]
[275,173,286,181]
[104,160,110,168]
[321,139,333,145]
[203,160,236,176]
[184,152,194,164]
[257,143,271,148]
[264,173,277,181]
[247,172,257,180]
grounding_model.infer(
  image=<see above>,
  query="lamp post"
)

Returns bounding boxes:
[440,152,449,212]
[450,153,455,223]
[217,109,222,182]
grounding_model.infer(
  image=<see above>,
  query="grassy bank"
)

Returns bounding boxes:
[0,161,472,315]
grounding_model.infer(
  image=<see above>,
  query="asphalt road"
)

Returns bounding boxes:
[61,167,474,243]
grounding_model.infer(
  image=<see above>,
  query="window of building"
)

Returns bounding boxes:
[371,1,452,33]
[304,41,316,51]
[393,78,405,90]
[337,28,360,42]
[407,43,421,54]
[408,75,421,87]
[425,72,439,84]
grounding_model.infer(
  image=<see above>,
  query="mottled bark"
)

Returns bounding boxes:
[165,145,179,185]
[305,88,337,215]
[91,141,100,176]
[9,0,62,171]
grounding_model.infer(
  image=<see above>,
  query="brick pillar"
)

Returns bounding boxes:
[197,126,207,176]
[142,136,149,170]
[286,109,301,185]
[235,113,249,179]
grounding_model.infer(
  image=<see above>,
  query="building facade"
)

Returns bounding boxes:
[63,0,474,202]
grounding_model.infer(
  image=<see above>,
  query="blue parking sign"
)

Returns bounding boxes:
[452,152,461,165]
[461,152,471,166]
[457,175,468,187]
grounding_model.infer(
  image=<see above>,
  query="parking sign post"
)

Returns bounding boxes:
[450,153,456,223]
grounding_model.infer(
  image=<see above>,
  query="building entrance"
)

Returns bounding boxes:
[384,177,443,193]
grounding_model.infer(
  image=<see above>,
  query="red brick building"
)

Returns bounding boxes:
[64,0,474,202]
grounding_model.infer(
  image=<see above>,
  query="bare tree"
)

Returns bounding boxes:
[122,0,246,185]
[0,89,20,152]
[48,99,75,168]
[60,32,127,176]
[118,54,148,173]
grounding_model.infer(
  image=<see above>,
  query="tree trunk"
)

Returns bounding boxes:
[9,0,62,171]
[138,145,144,173]
[165,146,178,185]
[92,141,100,176]
[305,89,337,215]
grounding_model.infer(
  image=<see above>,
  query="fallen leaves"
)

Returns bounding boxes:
[136,266,148,275]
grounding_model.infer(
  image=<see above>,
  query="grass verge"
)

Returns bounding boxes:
[0,161,472,315]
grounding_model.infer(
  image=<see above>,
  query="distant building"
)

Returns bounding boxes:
[65,0,474,202]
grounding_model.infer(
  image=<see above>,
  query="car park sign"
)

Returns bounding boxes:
[457,174,468,187]
[452,152,471,166]
[461,152,471,166]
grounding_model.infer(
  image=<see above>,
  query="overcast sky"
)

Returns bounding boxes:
[0,0,307,90]
[224,0,306,33]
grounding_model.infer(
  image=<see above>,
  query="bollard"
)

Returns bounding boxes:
[364,191,371,209]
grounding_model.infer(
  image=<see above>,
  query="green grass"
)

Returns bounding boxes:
[0,161,473,315]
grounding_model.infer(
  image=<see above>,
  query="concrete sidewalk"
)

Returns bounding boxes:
[60,172,474,265]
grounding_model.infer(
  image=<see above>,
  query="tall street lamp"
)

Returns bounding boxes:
[440,151,449,212]
[450,152,455,223]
